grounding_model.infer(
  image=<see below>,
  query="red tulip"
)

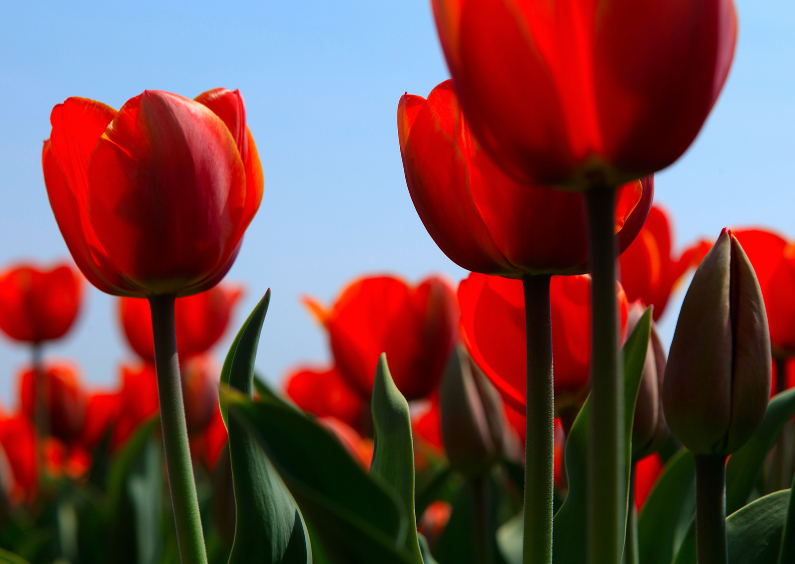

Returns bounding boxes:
[42,88,263,298]
[412,396,444,452]
[80,392,122,451]
[303,275,459,401]
[284,365,365,431]
[19,361,87,443]
[399,80,654,277]
[431,0,737,188]
[112,363,160,448]
[619,205,711,321]
[200,406,228,470]
[0,415,38,504]
[0,263,82,343]
[318,417,374,469]
[119,284,243,362]
[459,273,628,413]
[180,354,220,434]
[634,452,664,511]
[732,229,794,356]
[418,501,452,550]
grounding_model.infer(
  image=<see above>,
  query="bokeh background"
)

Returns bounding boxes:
[0,0,792,404]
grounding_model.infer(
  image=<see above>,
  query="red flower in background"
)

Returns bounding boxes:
[733,229,795,357]
[431,0,737,188]
[0,263,82,343]
[459,273,628,412]
[285,365,365,431]
[303,275,458,401]
[198,407,228,470]
[80,391,122,451]
[181,355,221,434]
[619,205,711,321]
[0,415,37,504]
[634,453,664,512]
[119,284,243,362]
[318,417,374,469]
[399,80,654,278]
[42,88,263,298]
[19,362,87,443]
[112,363,160,448]
[412,396,444,452]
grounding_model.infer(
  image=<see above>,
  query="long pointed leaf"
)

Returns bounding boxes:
[553,308,652,564]
[221,290,312,564]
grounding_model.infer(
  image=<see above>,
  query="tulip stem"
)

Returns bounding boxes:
[695,454,728,564]
[150,295,208,564]
[585,185,624,564]
[469,476,494,564]
[521,273,554,564]
[623,463,639,564]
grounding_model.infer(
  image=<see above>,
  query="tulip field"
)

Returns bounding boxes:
[1,1,794,564]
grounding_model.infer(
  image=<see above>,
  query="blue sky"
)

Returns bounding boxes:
[0,0,792,406]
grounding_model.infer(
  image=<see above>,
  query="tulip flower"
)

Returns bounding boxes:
[399,80,654,278]
[303,275,458,401]
[284,365,366,432]
[79,391,122,451]
[112,363,160,448]
[119,284,243,363]
[459,273,628,413]
[418,501,452,551]
[430,0,737,189]
[0,415,38,504]
[43,88,262,562]
[663,229,770,564]
[42,88,262,298]
[439,346,505,478]
[412,396,444,453]
[620,205,711,321]
[625,302,669,460]
[0,263,82,344]
[199,406,228,471]
[634,453,664,512]
[181,355,220,434]
[19,361,87,443]
[317,417,374,469]
[664,229,771,456]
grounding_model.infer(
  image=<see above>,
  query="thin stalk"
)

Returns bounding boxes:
[522,274,554,564]
[586,186,624,564]
[150,295,208,564]
[777,459,795,564]
[623,463,639,564]
[695,454,728,564]
[469,476,494,564]
[31,343,47,438]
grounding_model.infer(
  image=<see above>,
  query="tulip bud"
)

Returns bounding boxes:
[663,229,771,455]
[439,346,504,477]
[626,302,669,460]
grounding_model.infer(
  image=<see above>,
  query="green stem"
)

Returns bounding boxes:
[623,463,639,564]
[149,295,208,564]
[469,476,494,564]
[586,186,624,564]
[695,454,728,564]
[778,458,795,564]
[31,342,47,438]
[522,274,554,564]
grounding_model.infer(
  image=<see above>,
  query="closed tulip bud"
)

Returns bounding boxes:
[663,229,771,455]
[439,346,505,477]
[626,302,669,460]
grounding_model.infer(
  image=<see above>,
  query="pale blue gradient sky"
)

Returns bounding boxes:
[0,1,792,406]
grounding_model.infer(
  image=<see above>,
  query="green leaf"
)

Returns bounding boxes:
[220,290,312,564]
[637,449,696,564]
[726,388,795,514]
[106,416,160,511]
[370,354,423,563]
[553,307,652,564]
[0,548,31,564]
[496,512,522,564]
[418,535,440,564]
[226,390,414,564]
[672,490,790,564]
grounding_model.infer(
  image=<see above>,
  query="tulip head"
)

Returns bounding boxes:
[0,263,82,343]
[284,365,366,432]
[43,89,262,298]
[663,229,771,455]
[431,0,737,189]
[181,355,220,434]
[439,346,505,477]
[626,302,669,460]
[399,80,653,277]
[20,362,87,442]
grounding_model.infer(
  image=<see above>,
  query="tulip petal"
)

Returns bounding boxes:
[725,236,771,453]
[594,0,738,174]
[399,83,519,276]
[87,91,247,295]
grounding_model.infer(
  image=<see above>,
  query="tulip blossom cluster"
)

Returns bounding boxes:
[2,2,793,563]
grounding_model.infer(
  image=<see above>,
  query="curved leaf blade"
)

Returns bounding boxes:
[553,308,651,564]
[221,290,312,564]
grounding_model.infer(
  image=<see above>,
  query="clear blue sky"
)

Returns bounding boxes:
[0,1,792,406]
